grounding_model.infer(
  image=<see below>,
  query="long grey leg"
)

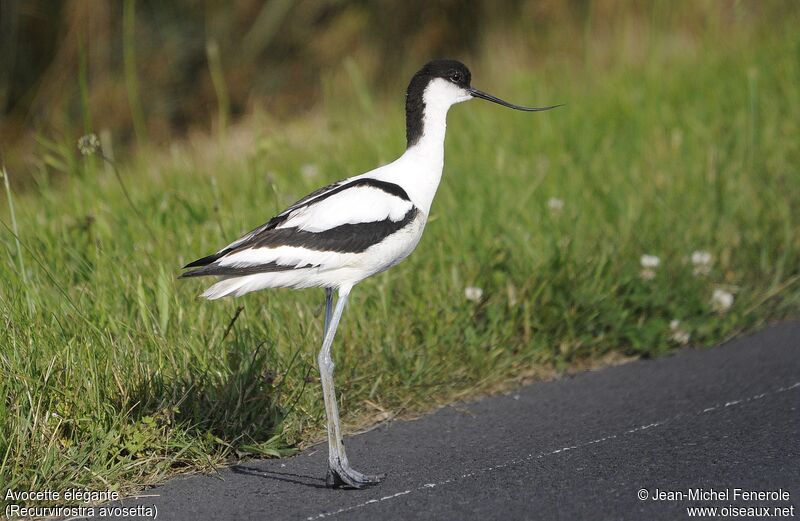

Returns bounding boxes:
[322,288,351,471]
[324,287,333,334]
[318,285,384,488]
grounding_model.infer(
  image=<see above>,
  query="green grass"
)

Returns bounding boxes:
[2,10,799,506]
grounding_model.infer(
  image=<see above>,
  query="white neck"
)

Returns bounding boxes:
[366,79,470,216]
[395,104,447,215]
[405,99,448,163]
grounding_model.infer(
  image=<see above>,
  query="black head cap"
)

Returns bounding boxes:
[405,60,472,147]
[412,59,472,88]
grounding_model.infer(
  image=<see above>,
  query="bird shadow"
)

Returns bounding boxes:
[231,465,328,489]
[106,320,321,481]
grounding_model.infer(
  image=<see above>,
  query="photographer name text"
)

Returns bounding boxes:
[642,487,791,502]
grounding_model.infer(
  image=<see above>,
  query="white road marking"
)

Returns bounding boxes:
[306,381,800,520]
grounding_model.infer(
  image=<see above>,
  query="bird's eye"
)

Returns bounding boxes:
[450,72,463,83]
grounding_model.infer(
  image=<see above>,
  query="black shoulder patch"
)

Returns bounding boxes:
[352,178,411,201]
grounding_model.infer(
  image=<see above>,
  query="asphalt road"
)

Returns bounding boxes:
[95,321,799,520]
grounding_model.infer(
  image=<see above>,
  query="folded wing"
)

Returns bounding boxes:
[180,178,416,279]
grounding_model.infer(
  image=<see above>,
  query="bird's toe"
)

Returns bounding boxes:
[326,465,384,489]
[350,469,386,484]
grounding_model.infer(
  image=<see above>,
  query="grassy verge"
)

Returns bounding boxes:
[1,8,799,506]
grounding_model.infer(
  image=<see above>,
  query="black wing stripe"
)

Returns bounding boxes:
[181,178,412,270]
[237,206,419,255]
[183,253,222,269]
[179,261,317,278]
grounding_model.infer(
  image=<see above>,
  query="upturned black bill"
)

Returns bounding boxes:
[468,87,562,112]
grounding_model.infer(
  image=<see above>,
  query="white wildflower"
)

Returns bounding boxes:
[300,163,320,181]
[669,320,690,345]
[640,254,660,269]
[691,250,712,266]
[640,254,660,280]
[547,197,564,213]
[77,133,100,156]
[691,250,713,276]
[464,286,483,302]
[711,288,734,313]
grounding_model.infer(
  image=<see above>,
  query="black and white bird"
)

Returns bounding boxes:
[181,59,559,488]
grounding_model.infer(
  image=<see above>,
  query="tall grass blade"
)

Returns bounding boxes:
[123,0,148,145]
[205,39,230,141]
[1,167,33,313]
[157,266,171,335]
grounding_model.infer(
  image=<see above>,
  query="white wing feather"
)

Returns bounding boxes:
[279,185,413,232]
